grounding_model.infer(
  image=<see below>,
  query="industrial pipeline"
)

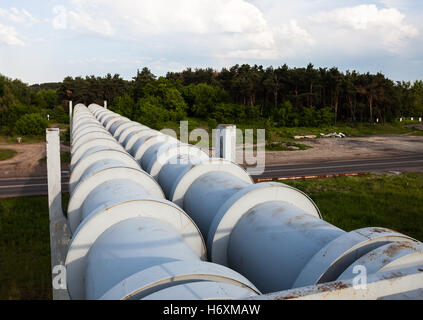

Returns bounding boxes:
[86,103,423,296]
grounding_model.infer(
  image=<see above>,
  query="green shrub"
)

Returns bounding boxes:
[52,105,69,123]
[14,113,49,136]
[207,118,218,129]
[0,103,39,131]
[135,96,170,129]
[111,94,135,118]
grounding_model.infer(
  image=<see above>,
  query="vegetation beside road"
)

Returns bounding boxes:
[0,194,69,300]
[0,196,51,300]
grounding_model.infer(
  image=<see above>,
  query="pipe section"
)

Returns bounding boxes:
[88,104,423,294]
[65,104,260,300]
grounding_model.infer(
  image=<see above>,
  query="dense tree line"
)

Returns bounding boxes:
[167,64,423,124]
[56,64,423,129]
[0,74,64,135]
[1,63,423,136]
[57,74,128,107]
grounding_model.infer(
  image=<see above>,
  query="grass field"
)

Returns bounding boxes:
[0,194,69,300]
[0,148,17,161]
[0,174,422,299]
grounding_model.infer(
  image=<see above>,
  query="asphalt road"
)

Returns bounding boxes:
[249,153,423,179]
[0,154,422,198]
[0,174,69,198]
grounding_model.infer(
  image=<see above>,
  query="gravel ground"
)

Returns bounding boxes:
[0,143,70,178]
[264,134,423,165]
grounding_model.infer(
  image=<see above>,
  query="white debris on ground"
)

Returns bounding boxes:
[295,133,346,140]
[320,132,346,138]
[294,135,317,140]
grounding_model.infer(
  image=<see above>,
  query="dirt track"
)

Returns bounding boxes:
[265,134,423,165]
[0,143,70,178]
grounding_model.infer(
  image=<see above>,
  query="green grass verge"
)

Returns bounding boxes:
[0,194,69,300]
[284,173,423,242]
[0,148,17,161]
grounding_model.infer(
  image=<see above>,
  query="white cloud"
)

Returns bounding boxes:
[68,9,115,36]
[62,0,288,61]
[213,0,268,34]
[313,4,419,51]
[64,0,320,60]
[68,0,269,36]
[0,23,24,46]
[273,20,315,56]
[63,1,419,62]
[0,7,38,25]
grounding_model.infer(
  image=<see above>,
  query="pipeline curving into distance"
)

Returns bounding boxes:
[65,104,260,300]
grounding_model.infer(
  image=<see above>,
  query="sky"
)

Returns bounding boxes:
[0,0,422,84]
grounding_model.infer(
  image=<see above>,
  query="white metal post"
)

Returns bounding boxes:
[104,100,108,109]
[69,101,73,144]
[46,128,70,300]
[215,125,237,162]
